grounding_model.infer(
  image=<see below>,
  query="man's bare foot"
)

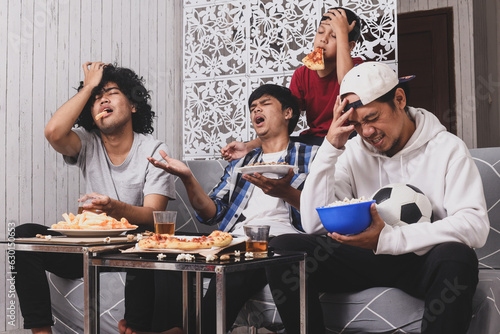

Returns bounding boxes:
[31,327,52,334]
[118,319,128,334]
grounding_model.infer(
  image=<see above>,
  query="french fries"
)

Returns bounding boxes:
[95,111,107,121]
[52,211,138,230]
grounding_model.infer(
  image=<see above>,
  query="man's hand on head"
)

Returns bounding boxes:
[327,203,385,250]
[82,61,108,89]
[322,8,356,35]
[325,96,355,149]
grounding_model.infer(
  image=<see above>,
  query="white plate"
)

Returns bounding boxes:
[236,165,297,178]
[136,236,245,253]
[48,228,136,237]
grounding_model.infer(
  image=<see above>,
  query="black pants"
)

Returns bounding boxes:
[265,234,479,334]
[201,269,268,333]
[14,224,83,328]
[125,270,183,331]
[135,269,268,333]
[14,223,157,330]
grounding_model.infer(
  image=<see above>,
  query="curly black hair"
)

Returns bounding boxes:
[75,64,155,134]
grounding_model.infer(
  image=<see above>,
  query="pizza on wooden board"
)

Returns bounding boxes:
[301,48,325,71]
[138,230,233,250]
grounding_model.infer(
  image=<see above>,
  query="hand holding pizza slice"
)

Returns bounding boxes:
[301,48,325,71]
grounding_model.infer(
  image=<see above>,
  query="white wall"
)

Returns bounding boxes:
[398,0,477,147]
[0,0,182,330]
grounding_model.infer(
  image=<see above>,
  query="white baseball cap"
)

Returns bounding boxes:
[339,62,415,107]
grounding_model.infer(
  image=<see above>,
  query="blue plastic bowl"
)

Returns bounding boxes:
[316,200,375,235]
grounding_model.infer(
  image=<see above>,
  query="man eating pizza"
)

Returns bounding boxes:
[221,7,363,160]
[119,84,318,334]
[14,62,177,334]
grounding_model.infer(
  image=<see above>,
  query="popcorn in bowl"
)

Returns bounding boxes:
[325,196,371,207]
[317,197,375,235]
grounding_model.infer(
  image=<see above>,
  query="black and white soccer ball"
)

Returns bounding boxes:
[372,183,432,227]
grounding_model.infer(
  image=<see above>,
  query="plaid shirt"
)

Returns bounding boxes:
[196,141,318,232]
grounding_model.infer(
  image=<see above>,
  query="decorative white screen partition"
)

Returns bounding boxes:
[183,0,397,159]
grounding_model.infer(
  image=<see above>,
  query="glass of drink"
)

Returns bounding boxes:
[153,211,177,235]
[243,225,270,258]
[78,194,101,214]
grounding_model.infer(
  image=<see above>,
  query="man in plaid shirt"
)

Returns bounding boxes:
[144,84,318,333]
[201,137,317,233]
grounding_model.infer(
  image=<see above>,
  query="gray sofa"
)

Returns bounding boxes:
[48,147,500,333]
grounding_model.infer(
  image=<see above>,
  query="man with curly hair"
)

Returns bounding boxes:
[14,62,177,334]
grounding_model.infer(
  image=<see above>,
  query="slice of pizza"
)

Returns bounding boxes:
[164,235,215,250]
[137,231,233,250]
[207,230,233,247]
[301,48,325,71]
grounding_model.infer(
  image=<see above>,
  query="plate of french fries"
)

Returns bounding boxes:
[49,211,138,237]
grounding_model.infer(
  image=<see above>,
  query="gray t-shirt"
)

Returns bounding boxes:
[64,127,175,206]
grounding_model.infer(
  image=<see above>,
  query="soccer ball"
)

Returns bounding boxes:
[372,183,433,227]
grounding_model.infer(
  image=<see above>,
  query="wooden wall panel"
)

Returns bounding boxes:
[32,1,49,228]
[44,0,59,229]
[6,0,21,234]
[0,0,183,330]
[0,1,8,330]
[474,0,500,147]
[157,0,167,143]
[0,0,8,240]
[456,0,475,147]
[68,0,82,203]
[20,0,34,226]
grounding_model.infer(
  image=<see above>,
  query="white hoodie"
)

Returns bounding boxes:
[300,107,490,255]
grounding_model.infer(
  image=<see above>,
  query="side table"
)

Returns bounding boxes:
[90,251,307,334]
[5,237,135,334]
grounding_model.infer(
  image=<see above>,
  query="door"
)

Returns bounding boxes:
[398,8,456,134]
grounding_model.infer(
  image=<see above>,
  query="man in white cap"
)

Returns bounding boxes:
[265,62,490,333]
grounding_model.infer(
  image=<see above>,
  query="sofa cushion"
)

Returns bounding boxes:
[233,270,500,334]
[167,160,228,234]
[469,148,500,269]
[48,263,500,334]
[49,272,125,333]
[47,148,500,333]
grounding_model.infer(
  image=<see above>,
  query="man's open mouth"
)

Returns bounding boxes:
[255,116,265,125]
